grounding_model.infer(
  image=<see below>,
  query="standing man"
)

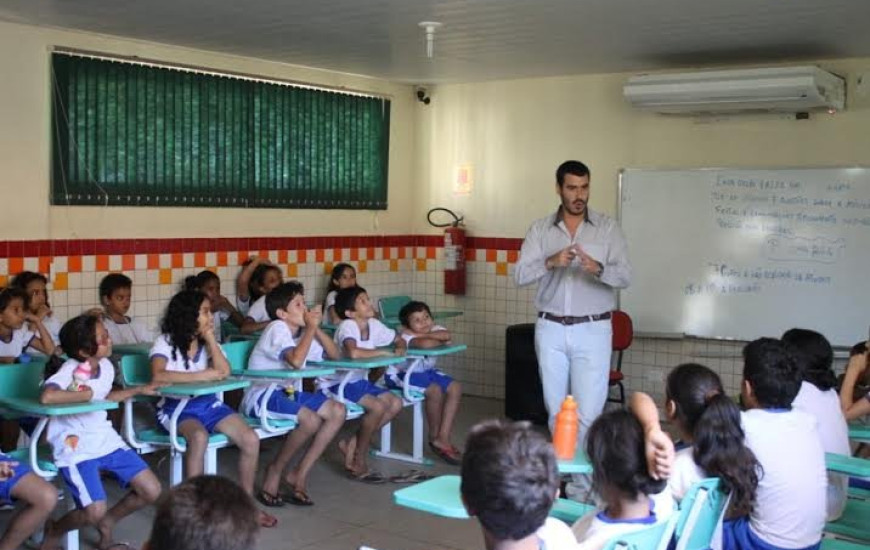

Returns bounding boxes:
[514,160,631,443]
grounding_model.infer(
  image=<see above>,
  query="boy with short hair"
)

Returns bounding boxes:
[317,286,405,482]
[730,337,827,550]
[461,420,577,550]
[144,475,259,550]
[391,300,462,464]
[241,281,346,506]
[99,273,154,345]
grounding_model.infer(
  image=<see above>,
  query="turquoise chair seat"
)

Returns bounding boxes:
[847,486,870,500]
[135,428,229,447]
[5,446,58,474]
[826,498,870,542]
[822,539,869,550]
[550,498,594,524]
[390,388,426,402]
[243,415,297,430]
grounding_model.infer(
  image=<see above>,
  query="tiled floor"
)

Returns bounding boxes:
[2,396,506,550]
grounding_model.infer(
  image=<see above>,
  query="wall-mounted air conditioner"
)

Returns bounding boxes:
[623,66,845,114]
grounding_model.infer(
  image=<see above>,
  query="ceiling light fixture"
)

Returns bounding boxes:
[418,21,443,59]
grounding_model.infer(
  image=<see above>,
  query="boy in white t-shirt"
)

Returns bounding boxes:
[462,420,578,550]
[727,338,827,550]
[99,273,154,345]
[39,313,162,550]
[241,282,346,507]
[781,328,850,522]
[389,300,463,464]
[320,286,404,482]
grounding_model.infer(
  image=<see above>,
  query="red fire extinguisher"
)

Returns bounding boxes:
[428,207,466,295]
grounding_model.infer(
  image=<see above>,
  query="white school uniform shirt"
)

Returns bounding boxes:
[572,502,661,550]
[323,290,338,312]
[317,318,395,389]
[537,517,581,550]
[212,309,230,343]
[245,296,269,323]
[741,408,827,549]
[241,320,325,415]
[236,294,251,316]
[151,334,227,407]
[0,328,35,359]
[385,325,447,379]
[25,315,62,355]
[103,315,154,345]
[792,381,850,521]
[668,446,707,503]
[44,358,128,467]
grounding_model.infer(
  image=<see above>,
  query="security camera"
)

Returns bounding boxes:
[416,87,431,105]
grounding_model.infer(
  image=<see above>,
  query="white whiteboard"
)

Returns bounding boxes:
[619,167,870,345]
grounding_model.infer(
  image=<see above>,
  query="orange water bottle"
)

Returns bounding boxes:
[553,395,579,460]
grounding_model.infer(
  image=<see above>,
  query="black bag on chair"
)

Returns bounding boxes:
[504,323,548,426]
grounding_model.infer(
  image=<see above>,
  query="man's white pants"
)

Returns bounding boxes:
[534,317,612,445]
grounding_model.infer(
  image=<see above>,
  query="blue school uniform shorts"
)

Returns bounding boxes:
[722,517,820,550]
[60,448,148,508]
[326,380,387,403]
[385,368,454,394]
[157,395,236,434]
[253,390,329,419]
[0,457,33,504]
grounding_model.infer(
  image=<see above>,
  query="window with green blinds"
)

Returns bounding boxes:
[51,53,390,209]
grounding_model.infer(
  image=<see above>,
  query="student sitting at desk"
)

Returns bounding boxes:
[389,300,462,465]
[722,338,826,550]
[150,290,276,528]
[324,263,358,326]
[39,313,162,550]
[840,340,870,421]
[184,271,244,343]
[320,286,404,483]
[241,282,346,507]
[10,271,62,354]
[461,420,577,550]
[0,287,55,362]
[99,274,154,345]
[239,261,283,335]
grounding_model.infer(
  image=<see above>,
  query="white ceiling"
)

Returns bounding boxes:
[2,0,870,84]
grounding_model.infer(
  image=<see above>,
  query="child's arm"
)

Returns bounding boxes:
[0,356,15,364]
[630,391,675,480]
[282,309,322,368]
[236,256,268,303]
[327,305,341,326]
[840,349,870,421]
[40,384,94,405]
[25,315,56,356]
[402,328,452,349]
[316,328,342,360]
[107,382,161,403]
[213,294,245,327]
[342,339,393,359]
[240,317,270,335]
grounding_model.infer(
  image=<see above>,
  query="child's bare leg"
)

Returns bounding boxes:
[214,414,260,494]
[96,469,161,549]
[376,393,403,429]
[178,418,209,478]
[287,401,345,492]
[424,384,444,441]
[1,475,57,550]
[262,410,320,497]
[351,396,386,474]
[40,501,107,550]
[435,381,462,449]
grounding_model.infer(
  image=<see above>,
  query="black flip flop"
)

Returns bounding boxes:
[256,489,285,508]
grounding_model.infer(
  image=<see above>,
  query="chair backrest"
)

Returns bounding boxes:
[222,340,256,375]
[378,295,412,321]
[120,354,153,386]
[0,361,46,400]
[601,514,678,550]
[674,478,729,550]
[611,310,634,351]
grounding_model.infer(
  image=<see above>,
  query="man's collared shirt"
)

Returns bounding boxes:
[514,207,632,317]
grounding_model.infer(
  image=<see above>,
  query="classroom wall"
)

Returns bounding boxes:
[413,57,870,401]
[0,19,418,240]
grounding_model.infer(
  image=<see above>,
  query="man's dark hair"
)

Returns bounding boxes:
[556,160,591,187]
[781,328,837,391]
[334,286,367,320]
[460,420,558,541]
[743,337,802,408]
[147,475,259,550]
[99,273,132,300]
[265,281,305,321]
[398,300,432,328]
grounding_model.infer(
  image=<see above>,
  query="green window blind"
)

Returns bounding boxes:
[51,53,390,209]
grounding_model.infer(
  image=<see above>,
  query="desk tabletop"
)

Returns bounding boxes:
[406,344,467,357]
[237,367,336,380]
[557,451,593,474]
[848,423,870,442]
[158,379,250,397]
[826,452,870,477]
[393,475,469,519]
[0,397,118,416]
[311,355,406,370]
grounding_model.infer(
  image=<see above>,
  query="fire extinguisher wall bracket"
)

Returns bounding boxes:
[427,208,467,296]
